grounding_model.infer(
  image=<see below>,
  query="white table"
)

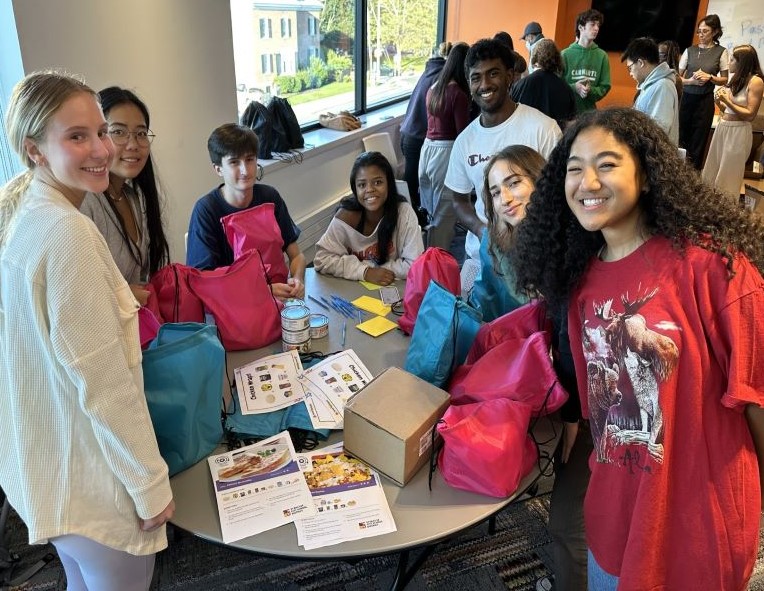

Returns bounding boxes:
[170,269,561,590]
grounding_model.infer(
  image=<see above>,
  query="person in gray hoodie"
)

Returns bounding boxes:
[622,38,679,144]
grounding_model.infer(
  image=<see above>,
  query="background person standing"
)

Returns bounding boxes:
[678,14,729,169]
[562,9,611,113]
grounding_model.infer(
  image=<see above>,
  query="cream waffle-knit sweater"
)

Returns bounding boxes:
[0,179,172,555]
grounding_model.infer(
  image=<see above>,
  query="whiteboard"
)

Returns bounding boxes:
[706,0,764,54]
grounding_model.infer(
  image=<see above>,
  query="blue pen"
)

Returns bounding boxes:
[308,295,330,311]
[321,295,352,318]
[330,295,356,316]
[333,294,368,319]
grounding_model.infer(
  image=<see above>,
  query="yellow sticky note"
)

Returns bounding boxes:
[352,295,391,316]
[356,315,398,337]
[359,280,383,290]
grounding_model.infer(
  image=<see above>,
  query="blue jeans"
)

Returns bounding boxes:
[588,549,619,591]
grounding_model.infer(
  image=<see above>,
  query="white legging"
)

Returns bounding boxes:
[51,534,155,591]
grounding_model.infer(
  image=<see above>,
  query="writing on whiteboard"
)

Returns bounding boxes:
[738,20,764,50]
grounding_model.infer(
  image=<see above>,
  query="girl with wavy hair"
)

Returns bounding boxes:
[702,44,764,200]
[80,87,170,305]
[314,151,424,286]
[511,107,764,590]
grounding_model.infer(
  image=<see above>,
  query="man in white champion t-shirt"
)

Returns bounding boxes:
[443,37,561,292]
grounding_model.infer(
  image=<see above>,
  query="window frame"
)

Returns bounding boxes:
[234,0,446,133]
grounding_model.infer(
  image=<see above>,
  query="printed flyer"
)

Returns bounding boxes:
[300,350,374,430]
[234,350,307,414]
[207,432,315,543]
[294,442,396,550]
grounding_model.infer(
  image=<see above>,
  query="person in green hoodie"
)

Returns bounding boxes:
[562,9,611,113]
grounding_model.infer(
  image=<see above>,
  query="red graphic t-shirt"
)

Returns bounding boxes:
[568,236,764,590]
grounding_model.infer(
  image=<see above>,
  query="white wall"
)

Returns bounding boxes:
[11,0,237,261]
[9,0,406,263]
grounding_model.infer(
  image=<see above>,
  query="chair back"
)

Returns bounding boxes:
[362,132,404,178]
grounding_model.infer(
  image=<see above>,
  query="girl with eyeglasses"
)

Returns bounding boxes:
[677,14,729,169]
[80,87,170,305]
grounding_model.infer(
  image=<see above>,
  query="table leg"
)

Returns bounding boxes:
[389,546,436,591]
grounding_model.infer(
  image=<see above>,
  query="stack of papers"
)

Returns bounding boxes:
[233,349,374,430]
[301,350,374,430]
[208,434,396,549]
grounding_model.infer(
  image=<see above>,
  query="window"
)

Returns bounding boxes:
[281,18,291,38]
[231,0,444,127]
[261,54,274,74]
[259,17,272,39]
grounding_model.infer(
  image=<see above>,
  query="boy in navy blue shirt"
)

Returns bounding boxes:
[187,123,305,300]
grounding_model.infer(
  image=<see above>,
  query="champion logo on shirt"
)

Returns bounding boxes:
[467,153,492,167]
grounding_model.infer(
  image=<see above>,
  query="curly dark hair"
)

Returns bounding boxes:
[341,151,406,266]
[575,9,603,38]
[465,38,515,77]
[658,40,681,70]
[510,107,764,307]
[99,86,170,275]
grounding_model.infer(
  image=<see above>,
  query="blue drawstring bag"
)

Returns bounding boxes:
[468,230,524,322]
[142,323,225,476]
[405,280,482,388]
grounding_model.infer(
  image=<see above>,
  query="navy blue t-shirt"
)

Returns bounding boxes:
[186,184,300,270]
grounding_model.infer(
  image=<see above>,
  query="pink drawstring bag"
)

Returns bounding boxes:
[448,332,568,415]
[149,264,205,323]
[437,398,538,498]
[398,247,460,335]
[221,203,289,285]
[465,299,549,364]
[138,306,162,350]
[187,249,282,351]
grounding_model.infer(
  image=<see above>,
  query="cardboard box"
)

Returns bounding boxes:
[343,367,450,486]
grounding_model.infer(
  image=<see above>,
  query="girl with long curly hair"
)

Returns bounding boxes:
[314,151,424,286]
[512,107,764,590]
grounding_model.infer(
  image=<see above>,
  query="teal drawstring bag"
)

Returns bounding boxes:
[404,280,482,388]
[142,323,225,476]
[468,230,524,322]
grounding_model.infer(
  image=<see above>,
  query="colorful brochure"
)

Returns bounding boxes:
[207,432,316,543]
[294,442,396,549]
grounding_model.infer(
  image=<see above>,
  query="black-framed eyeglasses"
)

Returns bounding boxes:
[626,61,639,72]
[108,127,156,147]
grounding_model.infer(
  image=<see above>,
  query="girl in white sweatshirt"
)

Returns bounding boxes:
[314,151,424,286]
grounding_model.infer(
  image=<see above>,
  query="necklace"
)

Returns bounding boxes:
[108,187,126,203]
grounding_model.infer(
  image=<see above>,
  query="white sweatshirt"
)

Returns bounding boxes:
[314,201,424,280]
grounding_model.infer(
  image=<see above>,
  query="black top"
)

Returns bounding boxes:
[511,70,577,129]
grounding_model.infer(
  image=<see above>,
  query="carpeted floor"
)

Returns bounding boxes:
[1,494,554,591]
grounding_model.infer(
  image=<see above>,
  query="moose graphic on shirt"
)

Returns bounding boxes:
[581,286,679,465]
